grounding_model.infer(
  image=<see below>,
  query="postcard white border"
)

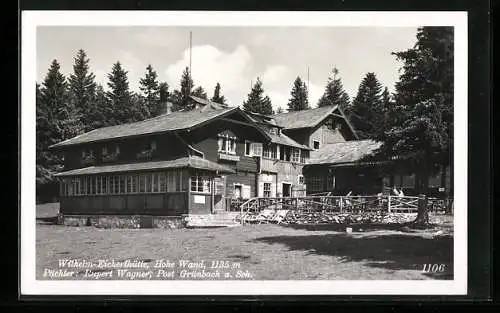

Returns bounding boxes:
[21,10,468,296]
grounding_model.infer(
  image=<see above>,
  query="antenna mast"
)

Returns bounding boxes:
[307,66,310,91]
[189,31,192,78]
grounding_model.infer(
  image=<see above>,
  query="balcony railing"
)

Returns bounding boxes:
[102,152,119,163]
[81,155,95,166]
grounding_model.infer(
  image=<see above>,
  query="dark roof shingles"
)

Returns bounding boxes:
[307,139,382,165]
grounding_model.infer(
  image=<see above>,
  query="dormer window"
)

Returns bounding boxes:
[218,134,236,155]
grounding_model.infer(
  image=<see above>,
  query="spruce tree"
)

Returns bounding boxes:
[171,67,194,111]
[287,76,309,111]
[106,62,134,124]
[349,72,384,139]
[37,60,83,200]
[157,82,170,115]
[276,107,284,114]
[242,78,274,115]
[211,82,227,105]
[139,64,160,118]
[317,67,351,112]
[68,49,96,132]
[192,86,208,100]
[87,84,112,129]
[382,27,453,225]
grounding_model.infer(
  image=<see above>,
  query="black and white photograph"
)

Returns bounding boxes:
[21,11,468,295]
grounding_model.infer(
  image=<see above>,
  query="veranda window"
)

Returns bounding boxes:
[191,172,211,193]
[218,134,237,154]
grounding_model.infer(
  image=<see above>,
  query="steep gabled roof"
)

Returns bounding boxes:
[307,139,382,165]
[49,103,239,149]
[273,105,339,129]
[268,132,311,150]
[54,156,235,177]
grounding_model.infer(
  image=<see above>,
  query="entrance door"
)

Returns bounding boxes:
[282,183,291,197]
[234,185,242,199]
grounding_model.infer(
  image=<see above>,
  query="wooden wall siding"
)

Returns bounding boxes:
[191,130,259,173]
[276,162,304,196]
[189,194,212,214]
[63,133,190,171]
[60,193,188,216]
[225,171,257,198]
[309,124,346,148]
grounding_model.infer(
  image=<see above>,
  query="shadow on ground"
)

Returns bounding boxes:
[251,231,453,279]
[283,223,448,233]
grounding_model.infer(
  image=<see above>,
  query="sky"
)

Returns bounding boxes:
[37,26,418,112]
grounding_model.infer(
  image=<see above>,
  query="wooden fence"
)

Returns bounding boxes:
[234,194,453,220]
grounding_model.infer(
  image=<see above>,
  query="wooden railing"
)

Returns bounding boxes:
[234,194,453,224]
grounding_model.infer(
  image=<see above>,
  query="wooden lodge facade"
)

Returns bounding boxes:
[49,96,452,227]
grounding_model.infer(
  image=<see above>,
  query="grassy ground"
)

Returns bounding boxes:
[36,203,453,280]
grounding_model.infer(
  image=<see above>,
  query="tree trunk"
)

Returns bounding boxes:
[411,161,431,228]
[412,194,429,226]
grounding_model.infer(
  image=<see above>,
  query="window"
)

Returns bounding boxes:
[291,148,300,163]
[167,171,176,192]
[138,174,146,193]
[113,176,120,194]
[81,148,95,164]
[263,144,272,159]
[313,141,320,150]
[300,150,308,163]
[145,174,152,193]
[176,171,183,192]
[89,177,96,194]
[191,172,211,193]
[218,134,236,154]
[159,172,166,192]
[119,176,126,193]
[245,141,252,156]
[298,175,305,185]
[263,183,271,198]
[327,175,335,190]
[252,143,263,157]
[307,176,324,192]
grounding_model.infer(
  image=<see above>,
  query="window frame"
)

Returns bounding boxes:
[313,140,320,150]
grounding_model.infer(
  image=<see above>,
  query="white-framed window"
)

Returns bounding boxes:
[191,172,211,193]
[298,175,305,185]
[252,143,263,157]
[218,134,237,154]
[291,148,300,163]
[313,140,320,150]
[263,182,271,198]
[245,141,252,156]
[263,144,272,159]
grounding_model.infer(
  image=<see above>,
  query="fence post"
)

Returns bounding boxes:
[388,195,391,213]
[340,196,343,213]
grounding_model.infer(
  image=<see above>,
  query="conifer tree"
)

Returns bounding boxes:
[192,86,208,100]
[317,67,351,112]
[106,62,134,123]
[242,78,274,115]
[157,82,170,115]
[68,49,96,131]
[171,67,194,111]
[381,27,453,225]
[349,72,384,139]
[37,60,83,200]
[287,76,309,111]
[211,82,227,105]
[139,64,160,118]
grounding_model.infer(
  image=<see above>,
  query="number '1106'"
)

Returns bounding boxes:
[422,264,446,272]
